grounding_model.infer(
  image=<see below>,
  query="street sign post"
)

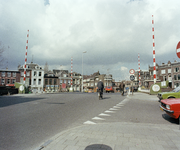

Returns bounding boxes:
[130,75,135,95]
[176,41,180,58]
[130,75,135,81]
[129,69,135,75]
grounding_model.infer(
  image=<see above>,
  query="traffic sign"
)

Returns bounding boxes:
[130,75,135,81]
[19,85,24,91]
[129,69,135,74]
[176,41,180,58]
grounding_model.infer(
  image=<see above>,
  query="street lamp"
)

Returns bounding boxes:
[82,51,87,92]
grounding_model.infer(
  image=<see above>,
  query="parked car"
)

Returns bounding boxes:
[0,85,18,95]
[157,86,180,102]
[105,86,114,93]
[159,98,180,120]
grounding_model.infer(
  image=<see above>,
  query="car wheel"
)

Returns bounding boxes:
[168,97,175,99]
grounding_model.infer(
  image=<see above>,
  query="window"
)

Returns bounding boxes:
[12,79,16,84]
[2,72,5,77]
[68,80,70,84]
[64,80,66,84]
[174,75,177,80]
[164,76,166,81]
[176,83,179,87]
[174,67,179,73]
[21,72,24,76]
[63,74,67,77]
[178,75,180,80]
[27,71,30,76]
[54,79,56,84]
[45,79,48,85]
[60,80,63,84]
[49,79,52,85]
[39,72,41,76]
[7,79,10,84]
[168,69,171,73]
[33,79,36,85]
[34,71,37,76]
[161,70,165,74]
[13,72,16,77]
[38,79,41,85]
[1,79,5,84]
[7,72,11,77]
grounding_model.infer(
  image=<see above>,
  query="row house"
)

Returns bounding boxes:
[156,61,180,88]
[134,70,155,89]
[0,70,20,86]
[134,60,180,89]
[83,72,115,92]
[44,70,82,92]
[18,63,44,93]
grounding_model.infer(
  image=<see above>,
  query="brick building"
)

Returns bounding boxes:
[0,70,20,86]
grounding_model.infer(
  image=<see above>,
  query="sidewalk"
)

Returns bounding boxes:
[38,93,180,150]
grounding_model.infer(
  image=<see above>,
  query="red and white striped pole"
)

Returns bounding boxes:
[71,57,73,89]
[138,53,141,88]
[24,30,29,85]
[152,15,156,84]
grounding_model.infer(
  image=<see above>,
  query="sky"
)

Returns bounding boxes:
[0,0,180,81]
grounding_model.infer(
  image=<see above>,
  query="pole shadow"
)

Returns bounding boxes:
[84,144,112,150]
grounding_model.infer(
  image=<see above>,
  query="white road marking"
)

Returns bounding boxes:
[105,110,115,113]
[117,104,124,106]
[92,117,105,120]
[113,106,121,109]
[109,108,118,111]
[83,121,96,125]
[99,113,111,116]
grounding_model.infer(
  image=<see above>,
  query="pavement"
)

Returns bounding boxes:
[37,92,180,150]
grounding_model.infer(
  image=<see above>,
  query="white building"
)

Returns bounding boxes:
[18,63,44,93]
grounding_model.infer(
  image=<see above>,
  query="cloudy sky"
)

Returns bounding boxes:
[0,0,180,81]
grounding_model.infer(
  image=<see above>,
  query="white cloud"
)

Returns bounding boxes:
[1,0,180,81]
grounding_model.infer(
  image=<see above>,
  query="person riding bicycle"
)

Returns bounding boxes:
[97,79,104,98]
[119,81,125,96]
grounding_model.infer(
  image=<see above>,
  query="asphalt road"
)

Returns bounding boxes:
[0,92,178,150]
[0,92,125,150]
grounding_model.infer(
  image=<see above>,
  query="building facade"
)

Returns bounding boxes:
[18,63,44,93]
[0,70,20,86]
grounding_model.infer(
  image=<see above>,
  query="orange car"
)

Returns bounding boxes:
[105,86,114,93]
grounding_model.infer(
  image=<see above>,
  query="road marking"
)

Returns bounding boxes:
[113,106,121,109]
[105,110,115,113]
[99,113,111,116]
[92,117,105,120]
[117,104,124,106]
[109,108,118,111]
[83,121,96,125]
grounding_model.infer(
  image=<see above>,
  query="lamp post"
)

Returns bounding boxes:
[82,51,87,92]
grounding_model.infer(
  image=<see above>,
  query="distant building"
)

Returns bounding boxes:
[0,69,20,86]
[18,63,44,93]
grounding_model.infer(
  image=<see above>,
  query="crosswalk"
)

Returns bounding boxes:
[83,98,129,125]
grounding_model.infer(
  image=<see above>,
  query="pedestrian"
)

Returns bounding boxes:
[97,79,104,98]
[119,81,125,96]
